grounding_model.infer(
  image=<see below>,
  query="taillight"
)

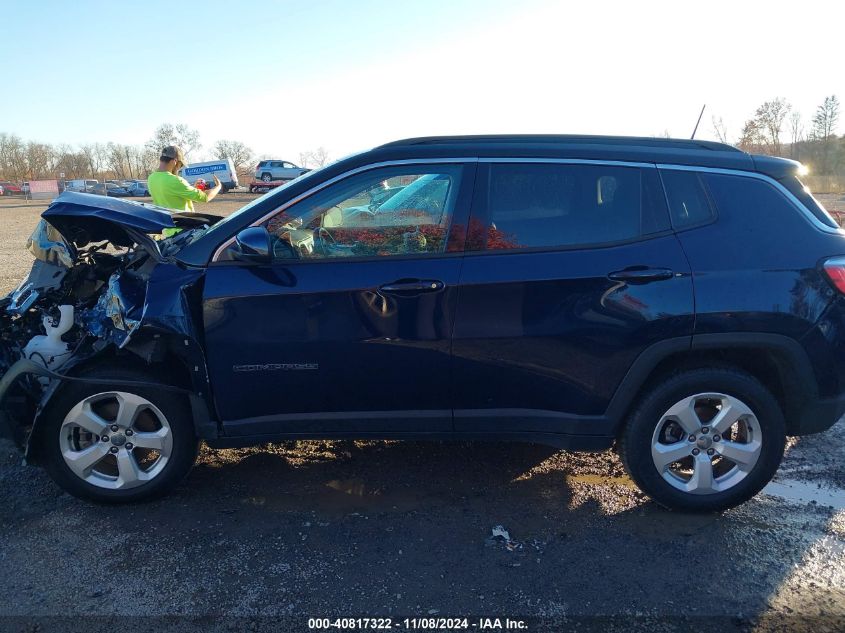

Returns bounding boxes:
[823,257,845,294]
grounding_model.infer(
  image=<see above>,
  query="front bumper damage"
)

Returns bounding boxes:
[0,192,222,458]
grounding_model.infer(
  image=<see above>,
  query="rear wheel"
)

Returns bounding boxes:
[261,173,272,182]
[40,368,199,503]
[620,368,785,512]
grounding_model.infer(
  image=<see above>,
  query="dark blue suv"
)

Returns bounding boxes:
[2,135,845,511]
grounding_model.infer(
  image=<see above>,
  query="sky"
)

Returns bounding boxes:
[1,0,844,163]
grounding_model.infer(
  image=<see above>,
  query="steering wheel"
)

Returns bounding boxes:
[315,227,336,253]
[271,234,298,260]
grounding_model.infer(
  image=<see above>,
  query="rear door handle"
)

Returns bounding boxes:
[378,279,445,295]
[607,268,675,284]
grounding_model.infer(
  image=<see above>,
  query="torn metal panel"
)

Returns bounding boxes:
[78,273,144,346]
[26,219,76,268]
[42,192,177,246]
[140,264,205,337]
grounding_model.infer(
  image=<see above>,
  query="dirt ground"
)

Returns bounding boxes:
[0,192,844,632]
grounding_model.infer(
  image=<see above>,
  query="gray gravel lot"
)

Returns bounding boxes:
[0,193,844,632]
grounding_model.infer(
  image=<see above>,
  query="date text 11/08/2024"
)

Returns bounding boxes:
[307,618,528,630]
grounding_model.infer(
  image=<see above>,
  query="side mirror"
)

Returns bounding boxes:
[232,226,271,264]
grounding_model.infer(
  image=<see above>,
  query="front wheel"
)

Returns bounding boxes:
[39,367,199,503]
[620,368,786,512]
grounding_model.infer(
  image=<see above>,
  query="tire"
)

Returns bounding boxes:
[261,173,272,182]
[619,368,786,512]
[39,367,199,503]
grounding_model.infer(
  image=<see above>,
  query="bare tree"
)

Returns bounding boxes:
[24,141,54,179]
[145,123,202,161]
[736,98,791,156]
[80,143,100,177]
[299,147,330,168]
[788,111,803,160]
[53,144,88,179]
[127,145,156,179]
[737,118,762,152]
[809,95,841,174]
[106,143,129,179]
[0,133,27,180]
[212,139,254,172]
[811,95,840,140]
[712,116,730,144]
[754,98,791,155]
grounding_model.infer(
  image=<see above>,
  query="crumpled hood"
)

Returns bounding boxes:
[42,192,177,247]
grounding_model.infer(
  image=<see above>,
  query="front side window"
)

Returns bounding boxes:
[261,165,463,261]
[470,163,667,250]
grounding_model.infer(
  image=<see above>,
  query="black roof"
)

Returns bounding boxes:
[372,134,804,177]
[366,134,758,172]
[380,134,741,153]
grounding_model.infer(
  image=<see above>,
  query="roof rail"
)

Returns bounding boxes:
[378,134,742,153]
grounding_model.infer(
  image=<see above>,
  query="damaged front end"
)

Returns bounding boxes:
[0,192,221,455]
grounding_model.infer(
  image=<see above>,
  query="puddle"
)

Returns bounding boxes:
[566,473,845,511]
[762,478,845,510]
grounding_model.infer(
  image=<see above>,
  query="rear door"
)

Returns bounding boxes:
[451,160,694,437]
[202,161,476,436]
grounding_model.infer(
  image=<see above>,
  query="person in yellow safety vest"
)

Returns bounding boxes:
[148,145,222,237]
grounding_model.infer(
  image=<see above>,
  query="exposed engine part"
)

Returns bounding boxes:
[0,195,222,457]
[22,305,75,375]
[7,261,68,314]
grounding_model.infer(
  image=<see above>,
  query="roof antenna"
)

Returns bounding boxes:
[690,104,706,140]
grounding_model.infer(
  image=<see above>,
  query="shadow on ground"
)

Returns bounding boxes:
[2,434,843,631]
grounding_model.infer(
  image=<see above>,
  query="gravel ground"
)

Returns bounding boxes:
[0,192,844,632]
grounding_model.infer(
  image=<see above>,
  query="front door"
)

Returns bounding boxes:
[451,161,694,437]
[202,162,475,437]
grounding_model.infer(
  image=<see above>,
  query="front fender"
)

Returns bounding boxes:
[0,356,206,461]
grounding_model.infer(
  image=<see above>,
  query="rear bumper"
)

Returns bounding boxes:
[792,393,845,435]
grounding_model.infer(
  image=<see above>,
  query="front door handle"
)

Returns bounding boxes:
[608,268,675,284]
[379,279,444,295]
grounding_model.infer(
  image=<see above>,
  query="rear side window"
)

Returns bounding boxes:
[471,163,668,250]
[660,170,716,229]
[780,175,838,229]
[703,173,810,229]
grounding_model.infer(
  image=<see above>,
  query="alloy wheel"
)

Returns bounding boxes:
[58,391,173,490]
[650,392,762,495]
